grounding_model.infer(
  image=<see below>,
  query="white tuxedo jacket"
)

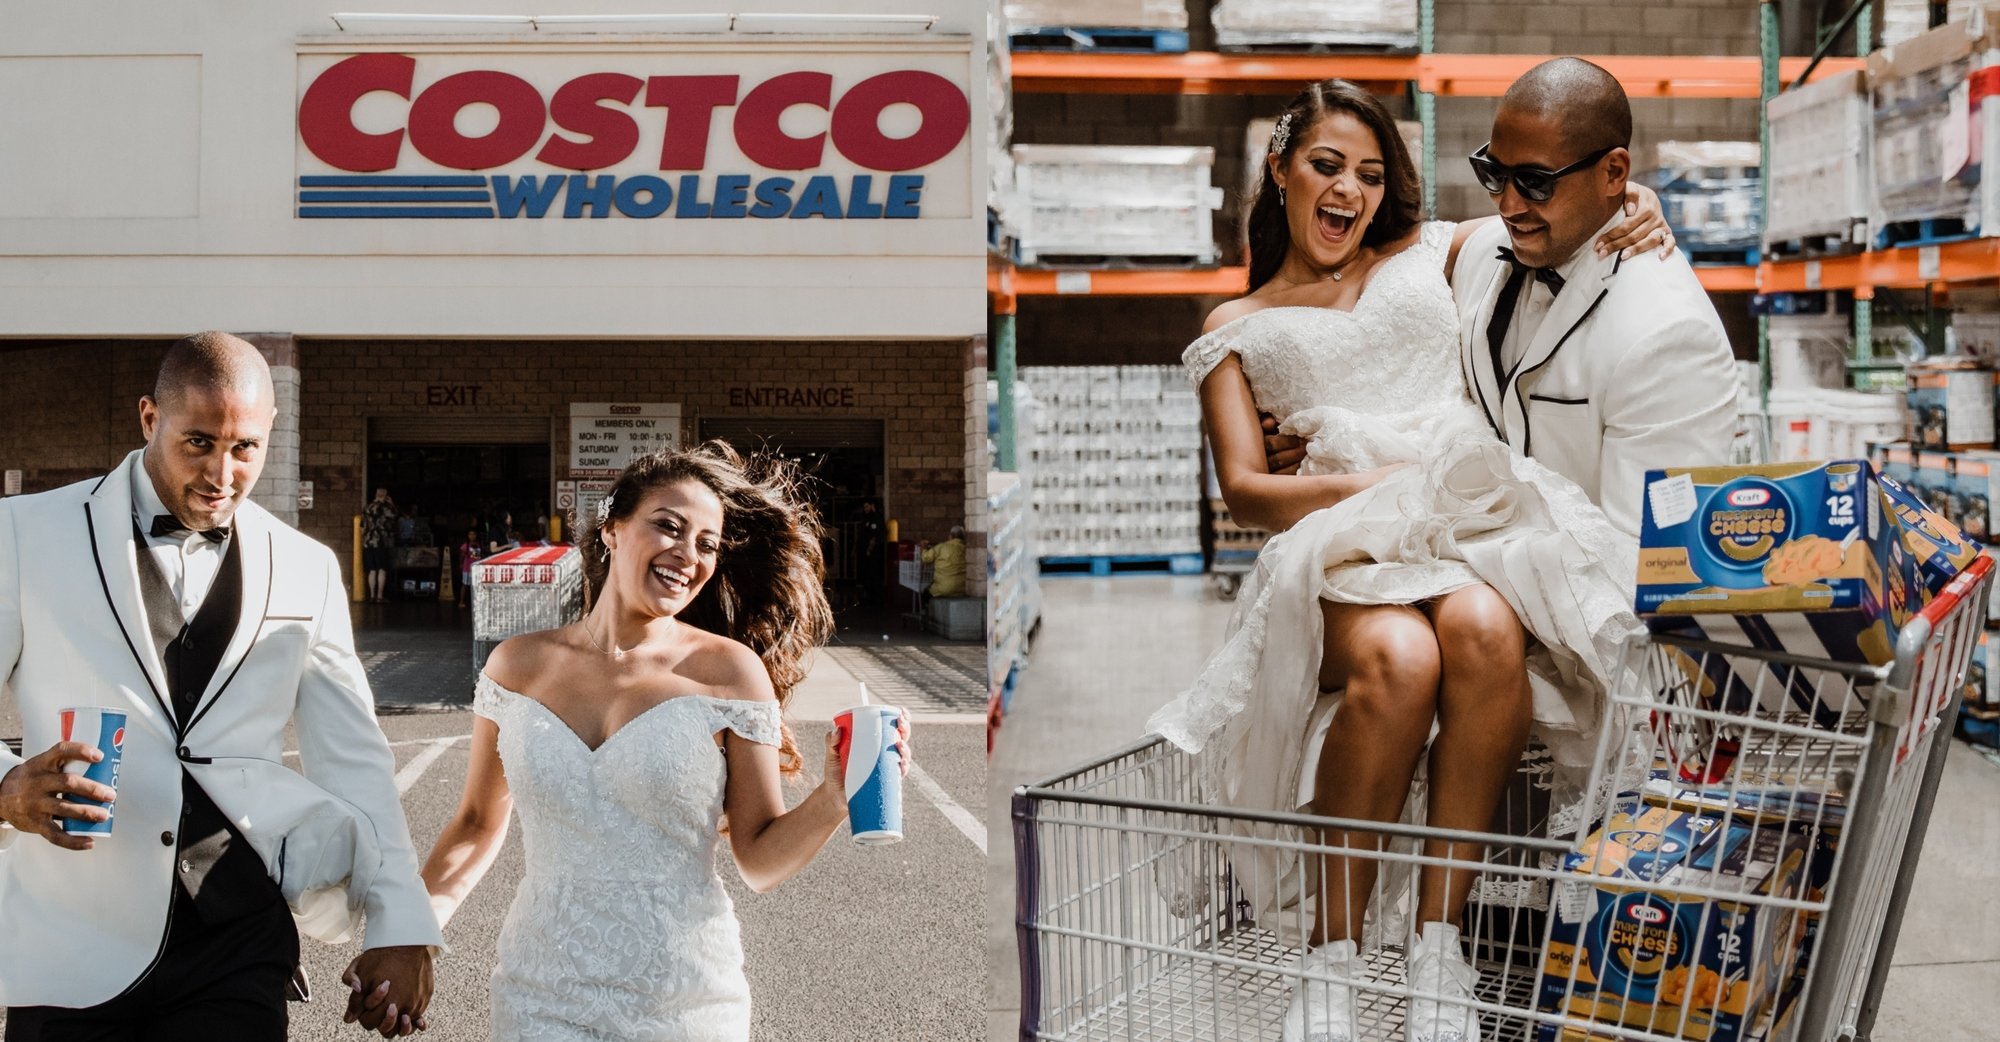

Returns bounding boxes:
[1451,220,1741,536]
[0,449,443,1008]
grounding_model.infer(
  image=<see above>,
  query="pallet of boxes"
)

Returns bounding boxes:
[1003,0,1189,52]
[1532,459,1987,1040]
[1872,317,2000,748]
[1867,6,2000,249]
[1010,145,1222,268]
[1210,0,1418,52]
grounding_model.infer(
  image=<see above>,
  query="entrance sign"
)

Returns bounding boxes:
[570,403,681,478]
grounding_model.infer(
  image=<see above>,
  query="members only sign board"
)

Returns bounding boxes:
[294,47,974,221]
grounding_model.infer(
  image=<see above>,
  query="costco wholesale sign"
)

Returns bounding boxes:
[294,51,974,220]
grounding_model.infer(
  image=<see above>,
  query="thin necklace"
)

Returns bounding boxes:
[581,617,629,661]
[1275,257,1360,284]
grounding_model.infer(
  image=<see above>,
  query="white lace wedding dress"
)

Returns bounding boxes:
[1145,221,1641,932]
[473,675,784,1041]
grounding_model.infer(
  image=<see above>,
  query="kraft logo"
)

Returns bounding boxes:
[1625,903,1669,925]
[295,55,970,220]
[1728,488,1773,506]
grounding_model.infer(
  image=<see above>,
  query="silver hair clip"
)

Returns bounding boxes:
[594,492,615,526]
[1269,112,1294,156]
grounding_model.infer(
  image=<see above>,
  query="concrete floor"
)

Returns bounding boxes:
[987,576,2000,1042]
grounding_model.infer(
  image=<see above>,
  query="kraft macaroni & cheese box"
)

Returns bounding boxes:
[1535,806,1813,1042]
[1637,461,1918,666]
[1876,470,1985,597]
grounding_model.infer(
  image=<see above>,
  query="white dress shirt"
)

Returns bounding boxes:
[1499,212,1624,375]
[131,463,230,619]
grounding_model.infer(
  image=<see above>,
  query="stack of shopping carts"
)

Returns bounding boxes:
[470,545,585,668]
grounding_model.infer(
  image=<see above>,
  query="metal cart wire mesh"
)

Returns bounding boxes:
[1014,556,1990,1042]
[470,545,585,667]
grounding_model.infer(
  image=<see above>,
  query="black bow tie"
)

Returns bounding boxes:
[150,514,229,544]
[1497,246,1565,297]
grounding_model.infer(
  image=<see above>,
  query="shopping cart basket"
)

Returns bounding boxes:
[1014,555,1990,1042]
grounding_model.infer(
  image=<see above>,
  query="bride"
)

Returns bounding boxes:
[416,443,909,1041]
[1145,79,1651,1042]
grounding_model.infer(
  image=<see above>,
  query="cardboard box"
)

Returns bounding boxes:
[1905,361,1996,450]
[1878,442,1917,484]
[1911,450,1958,521]
[1877,470,1985,595]
[1638,461,1923,667]
[1536,807,1814,1042]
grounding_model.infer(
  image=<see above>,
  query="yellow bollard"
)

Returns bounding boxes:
[351,515,364,602]
[550,513,563,543]
[886,519,898,543]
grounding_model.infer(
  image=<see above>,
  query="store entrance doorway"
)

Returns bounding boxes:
[366,416,553,607]
[697,417,887,614]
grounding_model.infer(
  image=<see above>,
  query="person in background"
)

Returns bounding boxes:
[458,528,483,609]
[853,499,884,609]
[921,526,967,598]
[362,487,397,604]
[486,510,518,556]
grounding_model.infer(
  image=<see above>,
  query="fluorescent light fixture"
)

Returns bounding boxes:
[330,11,936,33]
[732,13,937,33]
[533,13,734,31]
[330,13,534,30]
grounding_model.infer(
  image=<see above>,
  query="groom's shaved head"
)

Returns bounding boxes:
[1499,58,1632,157]
[153,331,273,415]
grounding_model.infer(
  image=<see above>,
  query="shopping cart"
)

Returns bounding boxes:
[471,545,585,667]
[1014,555,1990,1042]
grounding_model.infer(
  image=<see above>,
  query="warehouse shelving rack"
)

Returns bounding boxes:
[988,3,2000,465]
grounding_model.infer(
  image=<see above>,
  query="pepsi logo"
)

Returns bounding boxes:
[1625,902,1669,924]
[1727,488,1772,507]
[111,727,126,749]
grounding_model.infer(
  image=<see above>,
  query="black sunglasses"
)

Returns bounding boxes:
[1468,143,1616,202]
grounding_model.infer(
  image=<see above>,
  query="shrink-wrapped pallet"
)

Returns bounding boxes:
[1880,0,1983,46]
[1011,145,1223,266]
[1765,69,1871,249]
[1021,365,1203,558]
[1004,0,1186,30]
[1211,0,1418,50]
[1646,141,1761,253]
[1868,9,2000,240]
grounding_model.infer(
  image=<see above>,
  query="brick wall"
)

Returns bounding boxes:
[294,339,973,581]
[0,339,977,596]
[1009,0,1766,365]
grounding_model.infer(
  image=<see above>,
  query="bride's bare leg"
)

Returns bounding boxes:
[1310,600,1439,948]
[1416,585,1532,929]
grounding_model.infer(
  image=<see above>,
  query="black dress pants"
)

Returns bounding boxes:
[5,884,298,1042]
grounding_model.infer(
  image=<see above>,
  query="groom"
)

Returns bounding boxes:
[1267,58,1739,533]
[0,333,442,1039]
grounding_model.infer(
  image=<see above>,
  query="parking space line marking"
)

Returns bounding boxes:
[907,763,985,854]
[395,737,459,794]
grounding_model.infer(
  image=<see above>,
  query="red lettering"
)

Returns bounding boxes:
[537,73,644,170]
[830,71,970,172]
[643,75,739,170]
[733,71,832,171]
[408,70,546,170]
[299,54,415,172]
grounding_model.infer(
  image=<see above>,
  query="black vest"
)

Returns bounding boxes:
[133,523,282,925]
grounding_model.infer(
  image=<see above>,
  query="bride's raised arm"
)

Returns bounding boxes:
[1201,334,1400,533]
[1443,181,1675,275]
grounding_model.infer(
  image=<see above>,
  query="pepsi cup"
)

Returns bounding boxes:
[833,705,905,845]
[58,706,125,836]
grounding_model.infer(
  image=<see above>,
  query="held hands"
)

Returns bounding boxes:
[0,742,114,850]
[342,945,434,1037]
[1598,182,1677,261]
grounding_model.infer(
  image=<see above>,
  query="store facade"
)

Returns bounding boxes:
[0,1,990,605]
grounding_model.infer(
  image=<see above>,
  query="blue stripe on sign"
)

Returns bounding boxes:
[298,191,492,203]
[297,206,496,218]
[298,175,489,187]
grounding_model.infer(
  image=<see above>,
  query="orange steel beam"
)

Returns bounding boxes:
[1011,52,1865,98]
[1759,239,2000,293]
[998,266,1251,300]
[1694,265,1760,293]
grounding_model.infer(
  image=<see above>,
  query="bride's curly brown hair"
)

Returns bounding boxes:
[576,441,834,775]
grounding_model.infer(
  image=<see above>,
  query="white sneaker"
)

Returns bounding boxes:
[1406,922,1482,1042]
[1282,939,1361,1042]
